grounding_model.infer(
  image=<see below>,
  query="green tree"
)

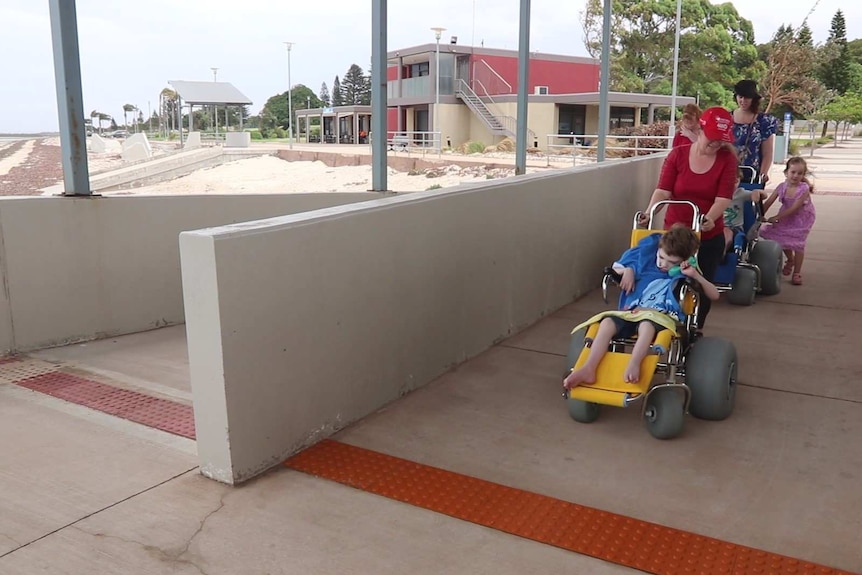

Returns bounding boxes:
[819,10,852,95]
[341,64,368,105]
[823,92,862,145]
[332,75,343,106]
[579,0,762,107]
[817,10,852,135]
[260,84,323,130]
[319,82,331,107]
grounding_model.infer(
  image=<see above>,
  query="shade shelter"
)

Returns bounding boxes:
[295,105,372,144]
[168,80,253,145]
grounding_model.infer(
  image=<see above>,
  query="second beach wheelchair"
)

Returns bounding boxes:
[714,166,784,305]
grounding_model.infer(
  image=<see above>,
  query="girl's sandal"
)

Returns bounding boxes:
[782,259,794,276]
[791,273,803,285]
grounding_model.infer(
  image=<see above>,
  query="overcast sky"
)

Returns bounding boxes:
[1,0,857,133]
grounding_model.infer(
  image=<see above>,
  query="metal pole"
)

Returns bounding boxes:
[431,27,445,149]
[211,67,219,138]
[48,0,91,196]
[667,0,682,149]
[597,0,611,163]
[515,0,531,175]
[371,0,388,191]
[284,42,294,149]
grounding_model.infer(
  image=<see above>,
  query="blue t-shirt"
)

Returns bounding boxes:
[614,234,685,322]
[733,112,778,175]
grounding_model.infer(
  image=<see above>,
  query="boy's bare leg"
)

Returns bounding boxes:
[564,317,618,389]
[623,322,658,383]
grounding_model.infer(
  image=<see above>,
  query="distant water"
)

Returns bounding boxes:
[0,134,56,144]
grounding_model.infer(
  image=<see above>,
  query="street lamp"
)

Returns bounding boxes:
[284,41,294,149]
[211,68,219,137]
[431,27,446,149]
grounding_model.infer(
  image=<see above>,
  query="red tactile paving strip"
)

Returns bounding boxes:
[286,440,856,575]
[16,371,196,439]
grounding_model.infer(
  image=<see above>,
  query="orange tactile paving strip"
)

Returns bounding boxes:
[285,440,855,575]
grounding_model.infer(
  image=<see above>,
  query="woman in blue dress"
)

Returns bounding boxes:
[731,80,778,184]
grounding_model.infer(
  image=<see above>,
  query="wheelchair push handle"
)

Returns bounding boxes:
[636,200,702,232]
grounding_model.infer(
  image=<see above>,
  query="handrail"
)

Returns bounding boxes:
[544,133,672,166]
[475,59,512,94]
[457,79,536,142]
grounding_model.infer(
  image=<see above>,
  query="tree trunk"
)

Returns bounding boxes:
[821,120,829,138]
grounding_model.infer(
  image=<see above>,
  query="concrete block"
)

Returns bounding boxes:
[185,132,202,150]
[89,134,107,153]
[125,133,152,154]
[225,132,251,148]
[122,142,151,163]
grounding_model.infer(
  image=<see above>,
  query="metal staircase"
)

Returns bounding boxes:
[456,80,509,136]
[455,79,537,143]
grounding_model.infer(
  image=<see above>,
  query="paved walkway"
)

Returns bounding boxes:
[1,140,861,574]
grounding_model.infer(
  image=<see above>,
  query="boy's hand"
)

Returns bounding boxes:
[680,260,699,278]
[620,268,635,293]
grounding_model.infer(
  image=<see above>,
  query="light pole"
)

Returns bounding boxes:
[667,0,681,149]
[211,67,219,137]
[284,41,294,149]
[431,27,446,149]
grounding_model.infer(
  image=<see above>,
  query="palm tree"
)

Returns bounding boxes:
[160,88,178,134]
[122,103,135,130]
[98,112,112,133]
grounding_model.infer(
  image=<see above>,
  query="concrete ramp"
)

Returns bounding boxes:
[41,148,268,195]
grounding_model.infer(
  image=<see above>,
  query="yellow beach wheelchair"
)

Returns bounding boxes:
[563,201,738,439]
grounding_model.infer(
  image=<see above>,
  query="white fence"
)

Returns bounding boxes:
[545,133,672,166]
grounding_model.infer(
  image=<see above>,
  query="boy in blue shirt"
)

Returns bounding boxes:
[564,224,719,389]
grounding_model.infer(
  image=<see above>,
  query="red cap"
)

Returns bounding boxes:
[699,107,734,143]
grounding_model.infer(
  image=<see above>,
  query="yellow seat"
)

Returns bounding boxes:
[630,228,662,248]
[567,324,674,407]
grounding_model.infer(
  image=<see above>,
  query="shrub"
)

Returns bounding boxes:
[465,141,485,154]
[274,127,287,139]
[249,131,263,140]
[787,138,799,156]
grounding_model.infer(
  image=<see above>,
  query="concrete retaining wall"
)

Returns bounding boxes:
[0,193,377,354]
[179,154,666,484]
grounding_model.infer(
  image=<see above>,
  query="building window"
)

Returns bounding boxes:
[609,106,635,131]
[409,62,430,77]
[558,105,586,136]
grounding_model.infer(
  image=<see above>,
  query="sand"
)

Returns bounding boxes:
[1,137,565,197]
[107,154,541,195]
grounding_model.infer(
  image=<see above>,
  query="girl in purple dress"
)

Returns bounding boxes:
[760,157,816,285]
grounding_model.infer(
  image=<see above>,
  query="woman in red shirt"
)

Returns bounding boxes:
[641,106,738,327]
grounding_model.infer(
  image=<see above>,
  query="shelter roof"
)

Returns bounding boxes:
[168,81,252,105]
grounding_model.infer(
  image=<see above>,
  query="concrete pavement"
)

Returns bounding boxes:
[1,139,861,574]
